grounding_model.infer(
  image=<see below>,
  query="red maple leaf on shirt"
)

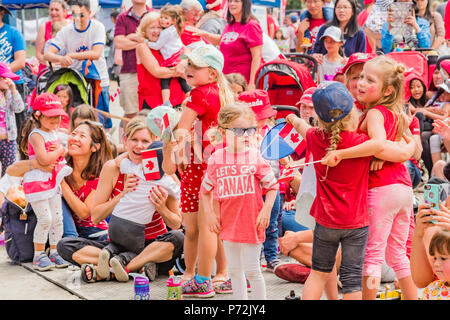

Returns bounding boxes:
[145,160,154,171]
[290,133,300,144]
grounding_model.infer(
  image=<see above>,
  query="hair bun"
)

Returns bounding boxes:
[395,63,405,74]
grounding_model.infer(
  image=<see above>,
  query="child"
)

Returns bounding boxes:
[201,103,278,299]
[23,92,72,271]
[286,81,384,300]
[163,44,234,297]
[317,26,345,84]
[0,62,25,177]
[238,89,281,272]
[53,84,74,133]
[70,104,98,131]
[330,56,418,299]
[421,229,450,300]
[146,4,191,103]
[225,73,248,99]
[273,29,289,53]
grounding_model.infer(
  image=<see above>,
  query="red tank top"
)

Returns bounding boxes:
[111,173,168,240]
[137,49,186,109]
[357,105,412,189]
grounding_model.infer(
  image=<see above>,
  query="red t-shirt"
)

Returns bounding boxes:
[110,173,168,240]
[185,82,221,153]
[409,116,421,169]
[137,49,185,109]
[358,105,412,189]
[181,22,205,46]
[266,14,279,37]
[306,128,372,229]
[70,178,108,230]
[219,19,263,83]
[308,18,326,48]
[201,147,278,243]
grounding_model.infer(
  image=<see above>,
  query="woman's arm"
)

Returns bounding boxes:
[248,45,262,90]
[35,24,47,66]
[136,43,178,79]
[431,12,445,49]
[6,159,54,177]
[184,25,222,46]
[61,179,95,221]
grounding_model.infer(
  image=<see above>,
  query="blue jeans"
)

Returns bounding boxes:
[280,210,309,234]
[262,190,280,263]
[62,198,79,238]
[405,160,422,189]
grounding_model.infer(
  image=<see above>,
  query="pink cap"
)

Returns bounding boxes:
[0,61,20,81]
[238,89,277,121]
[341,52,377,76]
[298,87,316,106]
[32,92,68,118]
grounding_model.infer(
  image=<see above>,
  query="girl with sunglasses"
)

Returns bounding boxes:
[200,103,278,300]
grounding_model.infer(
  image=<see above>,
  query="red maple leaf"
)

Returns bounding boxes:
[290,133,300,144]
[145,160,154,171]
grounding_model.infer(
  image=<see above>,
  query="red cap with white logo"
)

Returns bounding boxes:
[238,89,277,121]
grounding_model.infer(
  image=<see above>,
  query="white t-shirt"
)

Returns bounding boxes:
[51,20,109,88]
[112,159,181,225]
[262,33,282,63]
[0,174,22,196]
[147,25,183,60]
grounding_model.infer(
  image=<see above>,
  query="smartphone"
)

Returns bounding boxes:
[404,103,409,115]
[424,184,440,224]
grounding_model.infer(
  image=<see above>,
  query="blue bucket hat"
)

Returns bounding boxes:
[312,81,354,123]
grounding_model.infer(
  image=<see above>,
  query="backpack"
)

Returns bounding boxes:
[0,199,36,263]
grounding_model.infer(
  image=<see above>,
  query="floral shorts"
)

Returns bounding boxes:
[180,162,206,213]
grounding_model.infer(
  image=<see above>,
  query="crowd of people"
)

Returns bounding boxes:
[0,0,449,301]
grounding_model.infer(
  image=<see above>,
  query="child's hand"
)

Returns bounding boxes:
[283,199,296,211]
[148,186,168,211]
[369,158,385,171]
[5,78,16,93]
[256,207,270,231]
[432,119,450,141]
[321,150,342,167]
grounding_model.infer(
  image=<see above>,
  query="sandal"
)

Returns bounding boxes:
[80,264,111,283]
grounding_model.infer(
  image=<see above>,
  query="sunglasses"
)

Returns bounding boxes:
[226,127,257,137]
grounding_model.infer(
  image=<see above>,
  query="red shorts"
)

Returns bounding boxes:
[180,162,206,213]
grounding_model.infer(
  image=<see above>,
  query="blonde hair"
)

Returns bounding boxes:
[210,102,256,142]
[364,56,407,141]
[225,73,248,91]
[160,4,185,34]
[126,115,156,141]
[319,108,357,153]
[137,11,161,39]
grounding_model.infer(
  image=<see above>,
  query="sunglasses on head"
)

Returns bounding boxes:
[225,126,257,137]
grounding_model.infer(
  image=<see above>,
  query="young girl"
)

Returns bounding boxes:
[225,73,248,99]
[53,84,74,133]
[333,56,418,299]
[286,81,386,300]
[163,44,234,297]
[273,29,289,53]
[70,104,98,131]
[23,92,73,271]
[146,4,191,103]
[317,26,346,84]
[421,229,450,300]
[201,103,278,300]
[0,62,25,177]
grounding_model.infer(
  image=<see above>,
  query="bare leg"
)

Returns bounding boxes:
[162,89,170,104]
[183,211,199,279]
[213,238,228,281]
[126,241,175,272]
[196,201,218,279]
[362,276,380,300]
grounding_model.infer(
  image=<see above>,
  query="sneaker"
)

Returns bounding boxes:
[215,278,251,294]
[97,248,112,280]
[273,263,311,283]
[110,255,130,282]
[182,277,215,298]
[49,252,69,268]
[266,259,281,273]
[33,252,55,271]
[142,262,157,282]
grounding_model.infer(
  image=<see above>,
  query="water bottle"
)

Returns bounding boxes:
[134,276,150,300]
[166,271,183,300]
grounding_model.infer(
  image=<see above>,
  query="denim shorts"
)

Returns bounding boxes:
[312,223,369,294]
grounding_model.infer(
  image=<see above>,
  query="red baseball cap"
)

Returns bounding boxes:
[341,52,377,76]
[297,87,316,106]
[0,61,20,81]
[238,89,277,121]
[32,92,68,118]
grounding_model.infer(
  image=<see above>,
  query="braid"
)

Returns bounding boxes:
[327,124,342,153]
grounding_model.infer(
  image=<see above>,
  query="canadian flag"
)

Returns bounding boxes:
[110,88,120,102]
[278,123,306,155]
[141,148,160,181]
[278,167,296,184]
[160,113,170,134]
